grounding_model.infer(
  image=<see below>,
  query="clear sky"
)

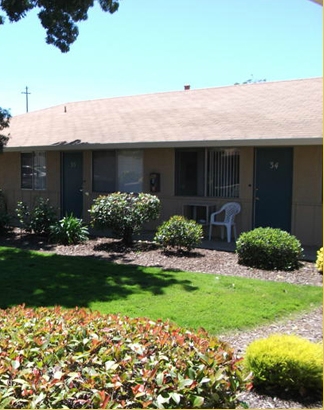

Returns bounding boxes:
[1,0,322,116]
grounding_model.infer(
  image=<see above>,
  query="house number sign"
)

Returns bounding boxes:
[70,161,77,168]
[269,161,279,170]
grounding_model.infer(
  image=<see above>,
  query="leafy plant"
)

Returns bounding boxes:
[315,247,323,273]
[236,227,303,271]
[16,198,58,236]
[30,198,58,236]
[50,214,89,245]
[16,201,31,231]
[0,1,120,53]
[0,108,11,150]
[154,215,203,252]
[0,305,251,409]
[89,192,161,245]
[244,334,323,398]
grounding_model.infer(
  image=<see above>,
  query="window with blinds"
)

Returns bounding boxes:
[21,152,46,190]
[175,148,240,198]
[207,148,240,198]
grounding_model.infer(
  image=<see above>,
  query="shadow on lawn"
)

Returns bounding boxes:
[0,247,198,309]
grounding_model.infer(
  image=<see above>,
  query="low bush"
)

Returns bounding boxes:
[16,198,58,236]
[154,215,203,252]
[244,334,323,398]
[236,227,303,271]
[0,305,251,409]
[315,247,323,273]
[89,192,160,245]
[50,214,89,245]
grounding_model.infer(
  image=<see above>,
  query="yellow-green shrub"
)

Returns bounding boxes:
[244,334,323,398]
[315,247,323,273]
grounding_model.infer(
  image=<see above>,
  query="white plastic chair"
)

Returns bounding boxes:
[208,202,241,242]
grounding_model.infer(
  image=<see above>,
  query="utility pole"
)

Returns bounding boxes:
[21,86,31,113]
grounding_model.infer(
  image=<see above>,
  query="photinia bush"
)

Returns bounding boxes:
[0,305,251,408]
[89,192,160,245]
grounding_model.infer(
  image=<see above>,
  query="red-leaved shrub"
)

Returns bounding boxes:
[0,305,251,408]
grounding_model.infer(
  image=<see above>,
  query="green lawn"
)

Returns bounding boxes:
[0,246,322,335]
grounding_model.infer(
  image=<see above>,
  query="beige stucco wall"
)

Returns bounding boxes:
[292,146,323,246]
[0,145,322,247]
[0,151,61,221]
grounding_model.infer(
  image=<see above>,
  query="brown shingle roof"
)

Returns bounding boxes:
[4,77,323,151]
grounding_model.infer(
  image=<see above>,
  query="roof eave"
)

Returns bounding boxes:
[3,137,322,152]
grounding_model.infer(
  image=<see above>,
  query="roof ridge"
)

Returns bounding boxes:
[13,77,322,118]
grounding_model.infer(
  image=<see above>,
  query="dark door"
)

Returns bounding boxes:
[254,147,293,232]
[61,152,83,218]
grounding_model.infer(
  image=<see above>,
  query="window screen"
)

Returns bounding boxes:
[92,150,143,193]
[118,150,143,193]
[175,149,205,196]
[92,151,116,192]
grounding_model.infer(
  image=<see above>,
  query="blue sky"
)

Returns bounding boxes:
[1,0,322,116]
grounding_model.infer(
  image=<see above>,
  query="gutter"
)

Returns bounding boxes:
[3,137,323,152]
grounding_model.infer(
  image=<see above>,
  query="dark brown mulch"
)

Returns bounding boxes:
[2,229,320,285]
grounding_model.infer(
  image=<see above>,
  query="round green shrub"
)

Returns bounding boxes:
[315,247,323,273]
[244,334,323,398]
[0,305,251,409]
[50,214,89,245]
[154,215,203,252]
[236,227,303,271]
[89,192,160,245]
